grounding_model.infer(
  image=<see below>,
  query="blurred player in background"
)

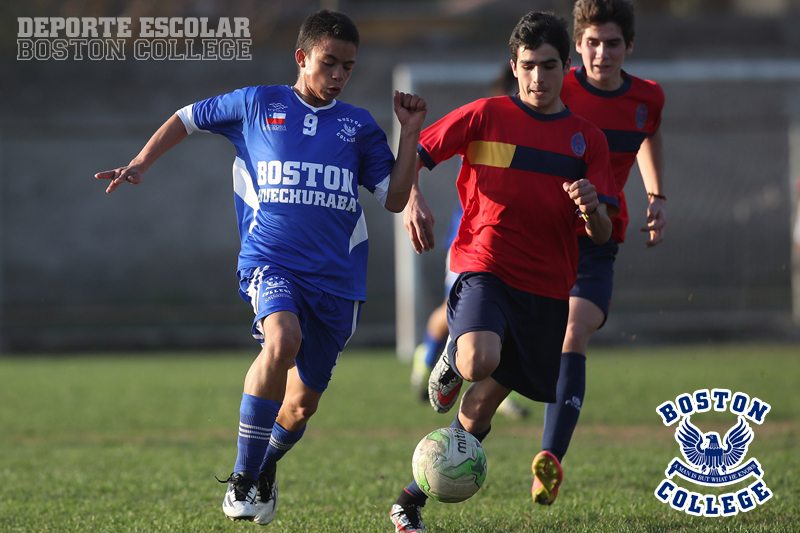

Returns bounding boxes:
[391,12,618,532]
[409,65,529,420]
[408,204,462,398]
[95,10,426,526]
[531,0,666,506]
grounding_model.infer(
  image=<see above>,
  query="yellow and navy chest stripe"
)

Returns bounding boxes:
[465,140,587,182]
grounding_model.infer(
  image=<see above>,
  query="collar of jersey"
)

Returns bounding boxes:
[510,94,572,122]
[574,66,632,98]
[289,85,338,112]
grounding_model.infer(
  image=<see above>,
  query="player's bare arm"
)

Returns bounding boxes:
[563,179,612,245]
[94,114,188,194]
[637,128,666,247]
[402,156,436,254]
[384,91,427,213]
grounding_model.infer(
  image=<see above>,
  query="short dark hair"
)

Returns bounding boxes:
[296,10,360,52]
[573,0,635,47]
[509,11,571,66]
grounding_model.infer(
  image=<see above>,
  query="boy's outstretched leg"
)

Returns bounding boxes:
[221,393,282,521]
[254,367,322,526]
[390,408,493,533]
[222,311,301,522]
[428,331,502,414]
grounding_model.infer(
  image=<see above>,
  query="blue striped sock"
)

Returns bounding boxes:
[234,393,281,476]
[261,422,306,471]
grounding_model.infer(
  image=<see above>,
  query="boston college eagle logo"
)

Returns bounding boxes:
[675,416,753,477]
[653,389,773,517]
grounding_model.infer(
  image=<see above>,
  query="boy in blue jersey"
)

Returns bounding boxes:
[95,10,426,526]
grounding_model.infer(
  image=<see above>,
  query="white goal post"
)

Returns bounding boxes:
[392,62,504,362]
[392,59,800,361]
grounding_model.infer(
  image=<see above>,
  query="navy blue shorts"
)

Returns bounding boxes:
[238,266,361,393]
[570,236,619,328]
[447,272,568,403]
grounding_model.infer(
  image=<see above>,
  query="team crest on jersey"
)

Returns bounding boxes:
[265,103,288,131]
[570,133,586,157]
[653,389,773,517]
[635,104,648,129]
[337,117,363,143]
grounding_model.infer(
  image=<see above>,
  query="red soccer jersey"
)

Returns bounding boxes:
[418,95,619,300]
[561,66,665,243]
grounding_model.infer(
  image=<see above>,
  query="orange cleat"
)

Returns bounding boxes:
[531,451,563,505]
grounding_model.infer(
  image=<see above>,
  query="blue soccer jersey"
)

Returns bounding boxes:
[176,85,395,301]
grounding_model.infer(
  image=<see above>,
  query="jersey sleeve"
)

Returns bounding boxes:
[356,116,395,204]
[189,87,255,137]
[584,126,620,216]
[417,104,475,170]
[175,104,199,134]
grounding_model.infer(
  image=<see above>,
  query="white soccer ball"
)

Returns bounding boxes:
[412,427,487,503]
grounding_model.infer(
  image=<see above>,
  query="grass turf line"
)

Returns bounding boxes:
[0,345,797,532]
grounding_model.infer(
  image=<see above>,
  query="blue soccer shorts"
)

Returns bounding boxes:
[238,266,361,393]
[446,272,568,403]
[569,236,619,328]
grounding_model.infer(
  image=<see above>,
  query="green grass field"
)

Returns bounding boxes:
[1,344,798,532]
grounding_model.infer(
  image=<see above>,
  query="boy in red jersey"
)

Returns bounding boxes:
[390,12,619,532]
[532,0,667,507]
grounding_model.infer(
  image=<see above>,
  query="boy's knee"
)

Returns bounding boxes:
[260,325,302,368]
[455,341,500,381]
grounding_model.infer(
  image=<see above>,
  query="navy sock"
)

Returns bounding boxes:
[234,393,281,476]
[399,413,492,507]
[423,331,447,368]
[397,483,428,507]
[542,352,586,462]
[261,422,306,471]
[451,412,491,442]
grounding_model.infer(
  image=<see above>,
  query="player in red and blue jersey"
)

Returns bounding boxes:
[409,66,531,420]
[390,12,618,532]
[95,10,427,526]
[532,0,667,507]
